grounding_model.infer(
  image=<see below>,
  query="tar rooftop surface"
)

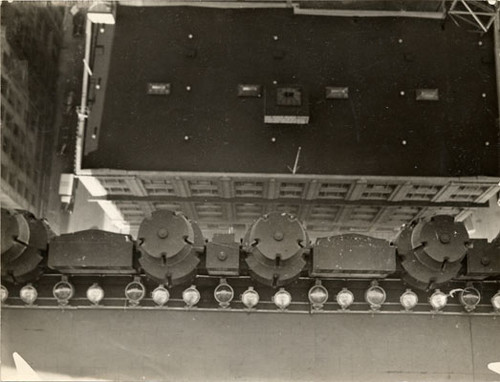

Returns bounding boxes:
[82,6,499,176]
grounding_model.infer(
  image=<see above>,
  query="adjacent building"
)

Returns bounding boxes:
[1,2,64,216]
[76,1,500,240]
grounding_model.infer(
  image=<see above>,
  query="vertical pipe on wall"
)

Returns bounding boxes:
[75,17,92,174]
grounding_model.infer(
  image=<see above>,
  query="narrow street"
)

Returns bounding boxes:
[44,6,86,234]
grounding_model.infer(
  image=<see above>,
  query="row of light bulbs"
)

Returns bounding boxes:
[2,279,499,313]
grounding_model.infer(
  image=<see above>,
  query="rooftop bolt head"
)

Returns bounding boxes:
[401,140,407,146]
[273,231,284,241]
[273,35,279,41]
[186,86,191,91]
[271,137,276,143]
[157,228,169,239]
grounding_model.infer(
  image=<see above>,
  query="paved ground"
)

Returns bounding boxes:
[82,6,498,177]
[1,309,499,381]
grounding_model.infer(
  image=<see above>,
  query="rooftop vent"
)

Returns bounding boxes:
[147,83,171,96]
[416,89,439,101]
[326,87,349,99]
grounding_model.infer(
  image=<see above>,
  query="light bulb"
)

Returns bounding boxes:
[87,283,104,305]
[336,288,354,310]
[459,287,481,312]
[20,284,37,305]
[241,287,259,309]
[308,281,328,310]
[52,278,74,306]
[365,281,386,311]
[152,285,170,306]
[1,285,8,304]
[272,288,291,310]
[125,280,146,306]
[429,289,447,311]
[492,291,500,312]
[214,279,234,308]
[400,289,418,311]
[182,285,200,308]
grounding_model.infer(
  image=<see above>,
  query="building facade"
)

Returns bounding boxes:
[78,171,500,240]
[1,2,64,216]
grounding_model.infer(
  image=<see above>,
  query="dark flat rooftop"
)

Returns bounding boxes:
[83,6,499,177]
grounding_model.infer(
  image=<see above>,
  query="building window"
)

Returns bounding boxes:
[449,194,476,202]
[105,186,131,194]
[349,207,380,223]
[361,184,395,200]
[101,177,127,185]
[310,205,340,221]
[306,224,333,232]
[5,112,13,128]
[2,136,10,154]
[275,204,299,215]
[19,130,26,145]
[153,202,181,211]
[25,162,31,176]
[456,185,484,193]
[1,76,8,97]
[142,178,175,196]
[318,183,351,199]
[386,207,421,224]
[8,172,16,187]
[115,202,143,215]
[195,203,223,220]
[234,181,264,197]
[189,180,219,196]
[2,52,10,71]
[18,157,25,172]
[405,185,441,201]
[279,182,305,198]
[100,178,132,194]
[448,186,486,202]
[16,98,23,115]
[35,145,42,162]
[235,203,262,219]
[1,164,8,180]
[10,145,17,162]
[16,180,25,196]
[29,113,38,132]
